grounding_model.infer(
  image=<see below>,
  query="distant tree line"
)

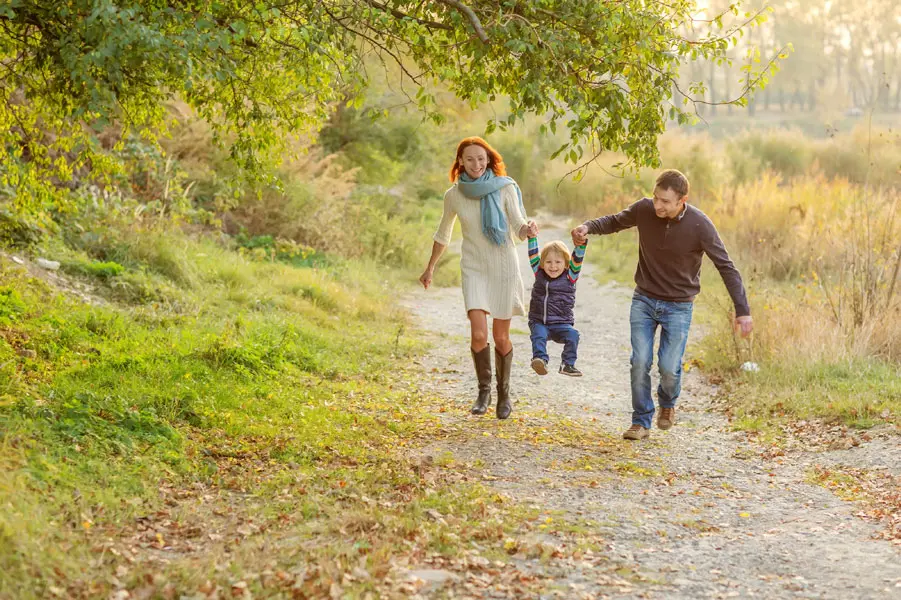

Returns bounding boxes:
[678,0,901,116]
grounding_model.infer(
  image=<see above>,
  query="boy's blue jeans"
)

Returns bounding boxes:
[530,322,580,366]
[629,292,693,429]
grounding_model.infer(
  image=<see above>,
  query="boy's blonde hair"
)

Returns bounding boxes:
[540,241,570,267]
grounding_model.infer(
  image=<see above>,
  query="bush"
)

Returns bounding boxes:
[61,259,125,280]
[726,129,813,185]
[0,208,44,249]
[0,286,27,325]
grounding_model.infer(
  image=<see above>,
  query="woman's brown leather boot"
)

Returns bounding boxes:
[470,345,492,415]
[495,348,513,419]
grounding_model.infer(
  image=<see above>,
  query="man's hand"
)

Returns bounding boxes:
[571,224,589,245]
[419,268,434,290]
[527,220,539,237]
[734,315,753,337]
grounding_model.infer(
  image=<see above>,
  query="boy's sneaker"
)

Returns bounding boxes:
[531,357,548,375]
[559,363,582,377]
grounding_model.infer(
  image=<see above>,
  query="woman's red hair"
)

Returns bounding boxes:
[449,136,507,182]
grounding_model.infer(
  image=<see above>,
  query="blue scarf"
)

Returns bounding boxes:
[457,171,526,246]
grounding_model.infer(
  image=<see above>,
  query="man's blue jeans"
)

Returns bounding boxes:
[629,292,693,428]
[530,322,580,366]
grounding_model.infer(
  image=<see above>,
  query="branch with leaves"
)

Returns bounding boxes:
[0,0,787,213]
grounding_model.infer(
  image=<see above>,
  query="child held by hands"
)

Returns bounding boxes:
[527,224,588,376]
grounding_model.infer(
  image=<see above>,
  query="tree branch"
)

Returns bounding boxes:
[659,46,788,107]
[362,0,453,32]
[315,5,423,84]
[434,0,489,44]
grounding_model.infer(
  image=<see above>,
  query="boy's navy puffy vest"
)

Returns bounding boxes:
[528,270,577,325]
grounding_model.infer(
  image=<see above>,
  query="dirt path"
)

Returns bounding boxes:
[403,225,901,599]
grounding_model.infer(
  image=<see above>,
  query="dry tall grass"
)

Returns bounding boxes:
[701,175,901,364]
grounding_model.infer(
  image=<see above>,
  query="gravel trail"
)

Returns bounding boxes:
[403,225,901,599]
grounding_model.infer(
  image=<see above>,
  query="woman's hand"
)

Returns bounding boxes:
[520,220,537,239]
[419,267,434,289]
[421,242,446,290]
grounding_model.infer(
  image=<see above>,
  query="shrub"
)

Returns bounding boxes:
[62,260,125,280]
[0,286,27,325]
[0,208,44,249]
[726,129,814,184]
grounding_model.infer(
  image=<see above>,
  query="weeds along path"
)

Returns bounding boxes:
[403,225,901,599]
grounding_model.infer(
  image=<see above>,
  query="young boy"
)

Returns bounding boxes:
[526,223,588,376]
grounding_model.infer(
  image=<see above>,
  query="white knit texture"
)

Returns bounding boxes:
[433,183,528,319]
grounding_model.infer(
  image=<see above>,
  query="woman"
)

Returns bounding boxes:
[419,137,535,419]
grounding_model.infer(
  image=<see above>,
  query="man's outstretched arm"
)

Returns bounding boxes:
[571,199,644,244]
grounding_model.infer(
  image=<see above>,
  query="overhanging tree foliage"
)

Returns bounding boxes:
[1,0,780,211]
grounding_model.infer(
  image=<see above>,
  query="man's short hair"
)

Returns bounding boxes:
[655,169,689,198]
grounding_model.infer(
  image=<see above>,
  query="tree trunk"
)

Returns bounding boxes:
[709,61,717,116]
[791,87,804,111]
[892,45,901,111]
[895,77,901,111]
[746,25,756,117]
[725,66,733,115]
[892,43,901,111]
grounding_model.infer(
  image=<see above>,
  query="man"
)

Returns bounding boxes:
[571,169,753,440]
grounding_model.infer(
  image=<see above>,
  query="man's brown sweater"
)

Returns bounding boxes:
[584,198,750,317]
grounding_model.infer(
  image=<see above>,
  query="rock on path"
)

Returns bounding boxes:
[404,226,901,599]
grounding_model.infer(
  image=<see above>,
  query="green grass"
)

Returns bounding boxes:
[0,229,487,598]
[717,359,901,431]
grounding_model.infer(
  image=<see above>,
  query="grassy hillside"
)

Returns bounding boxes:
[0,104,472,595]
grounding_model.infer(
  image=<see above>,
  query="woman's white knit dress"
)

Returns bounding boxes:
[433,183,528,319]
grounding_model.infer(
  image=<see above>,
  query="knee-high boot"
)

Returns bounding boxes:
[495,348,513,420]
[470,345,492,415]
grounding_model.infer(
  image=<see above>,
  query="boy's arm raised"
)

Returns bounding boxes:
[567,242,587,283]
[528,235,540,276]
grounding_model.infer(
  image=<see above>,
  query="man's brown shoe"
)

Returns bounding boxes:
[622,424,650,440]
[657,407,676,430]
